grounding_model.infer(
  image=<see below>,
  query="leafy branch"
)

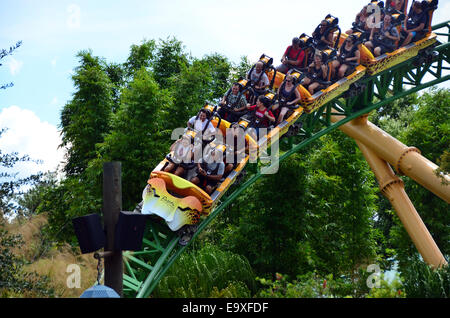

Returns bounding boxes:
[0,41,22,90]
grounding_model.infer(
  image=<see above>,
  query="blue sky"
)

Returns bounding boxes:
[0,0,449,177]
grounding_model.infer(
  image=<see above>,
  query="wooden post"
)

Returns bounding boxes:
[102,162,123,297]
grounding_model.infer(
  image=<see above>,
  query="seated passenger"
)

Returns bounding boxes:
[224,123,249,175]
[247,61,270,104]
[331,35,360,79]
[190,146,225,195]
[389,0,407,13]
[272,74,302,125]
[365,14,400,56]
[312,19,335,50]
[164,135,194,177]
[347,6,370,35]
[246,95,276,139]
[276,37,305,74]
[187,109,216,139]
[400,1,427,46]
[301,53,330,94]
[218,83,248,123]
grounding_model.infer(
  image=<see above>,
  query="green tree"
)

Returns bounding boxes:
[0,41,22,90]
[123,39,156,79]
[371,89,450,274]
[154,245,255,298]
[401,258,450,298]
[166,55,233,130]
[0,129,42,216]
[105,62,126,113]
[60,50,114,175]
[0,218,54,297]
[217,132,379,279]
[153,37,189,89]
[92,68,173,210]
[0,130,54,297]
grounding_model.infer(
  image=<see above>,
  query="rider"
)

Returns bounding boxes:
[346,5,370,35]
[332,34,360,79]
[163,135,194,177]
[218,83,248,123]
[187,109,216,136]
[301,53,330,94]
[312,19,335,50]
[272,74,302,125]
[247,61,270,104]
[246,95,275,139]
[276,37,305,74]
[190,146,225,195]
[365,14,400,56]
[400,0,427,46]
[224,123,249,175]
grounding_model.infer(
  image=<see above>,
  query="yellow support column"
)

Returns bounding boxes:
[330,114,450,203]
[356,140,447,268]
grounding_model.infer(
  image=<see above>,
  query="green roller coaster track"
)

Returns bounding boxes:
[122,21,450,298]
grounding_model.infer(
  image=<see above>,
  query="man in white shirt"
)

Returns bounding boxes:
[187,109,216,135]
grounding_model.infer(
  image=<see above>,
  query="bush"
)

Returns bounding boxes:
[401,258,450,298]
[154,245,255,298]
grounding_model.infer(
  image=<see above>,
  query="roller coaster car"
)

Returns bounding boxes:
[141,171,210,231]
[361,0,438,75]
[301,48,363,113]
[146,108,259,231]
[270,42,366,113]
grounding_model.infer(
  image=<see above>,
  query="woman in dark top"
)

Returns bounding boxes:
[272,74,301,125]
[332,35,360,79]
[302,53,330,94]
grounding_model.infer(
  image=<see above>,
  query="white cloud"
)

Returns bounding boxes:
[0,106,65,179]
[51,58,57,68]
[6,57,23,76]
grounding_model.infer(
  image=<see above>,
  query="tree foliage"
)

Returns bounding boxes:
[92,68,174,210]
[215,132,379,279]
[0,130,54,297]
[370,89,450,275]
[0,41,22,90]
[60,50,114,175]
[154,244,255,298]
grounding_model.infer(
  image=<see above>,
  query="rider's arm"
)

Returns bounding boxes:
[288,89,302,105]
[346,49,360,62]
[234,97,248,112]
[207,163,225,181]
[187,116,195,128]
[170,139,181,152]
[265,110,275,122]
[290,50,305,67]
[369,27,374,41]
